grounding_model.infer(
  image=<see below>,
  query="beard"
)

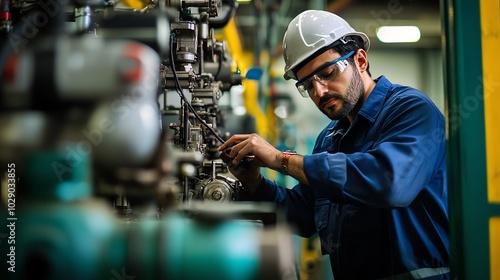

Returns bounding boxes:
[318,66,365,120]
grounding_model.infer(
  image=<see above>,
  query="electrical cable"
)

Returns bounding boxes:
[169,32,226,145]
[214,48,223,81]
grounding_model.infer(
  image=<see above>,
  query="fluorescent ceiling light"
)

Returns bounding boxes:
[376,26,421,43]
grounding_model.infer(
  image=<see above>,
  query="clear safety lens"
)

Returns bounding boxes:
[295,50,354,97]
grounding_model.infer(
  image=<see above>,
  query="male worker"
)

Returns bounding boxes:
[219,10,449,279]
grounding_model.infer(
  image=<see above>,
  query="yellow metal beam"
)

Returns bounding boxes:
[222,18,269,139]
[491,218,500,279]
[481,0,500,205]
[481,0,500,278]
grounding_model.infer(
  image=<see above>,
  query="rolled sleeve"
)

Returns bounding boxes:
[304,152,347,200]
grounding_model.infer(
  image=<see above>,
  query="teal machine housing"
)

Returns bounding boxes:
[1,150,294,280]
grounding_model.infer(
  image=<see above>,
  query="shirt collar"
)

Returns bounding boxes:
[326,75,392,136]
[326,118,349,137]
[357,75,392,123]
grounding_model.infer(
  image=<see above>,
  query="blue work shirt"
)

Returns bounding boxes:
[240,76,450,279]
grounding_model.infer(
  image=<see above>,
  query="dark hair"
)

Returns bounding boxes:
[331,36,371,77]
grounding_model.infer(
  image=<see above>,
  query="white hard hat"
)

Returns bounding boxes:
[282,10,370,80]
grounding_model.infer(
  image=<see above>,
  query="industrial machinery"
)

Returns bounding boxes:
[0,0,296,279]
[158,0,244,203]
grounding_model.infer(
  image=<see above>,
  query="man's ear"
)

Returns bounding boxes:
[355,49,369,73]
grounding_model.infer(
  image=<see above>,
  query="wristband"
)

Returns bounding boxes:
[280,150,297,175]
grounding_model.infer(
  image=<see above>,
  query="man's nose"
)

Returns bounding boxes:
[311,78,328,97]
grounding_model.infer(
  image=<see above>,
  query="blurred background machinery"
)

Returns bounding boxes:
[0,0,295,279]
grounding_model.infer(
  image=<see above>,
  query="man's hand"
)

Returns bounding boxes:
[219,149,263,193]
[218,133,281,193]
[219,133,309,188]
[218,133,282,170]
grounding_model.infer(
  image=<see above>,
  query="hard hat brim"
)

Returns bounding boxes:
[283,31,370,81]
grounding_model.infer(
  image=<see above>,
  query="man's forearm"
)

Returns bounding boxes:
[284,154,309,185]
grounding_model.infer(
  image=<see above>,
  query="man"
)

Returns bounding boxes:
[218,10,449,280]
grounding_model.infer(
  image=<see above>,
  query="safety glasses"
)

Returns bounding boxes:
[295,50,355,97]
